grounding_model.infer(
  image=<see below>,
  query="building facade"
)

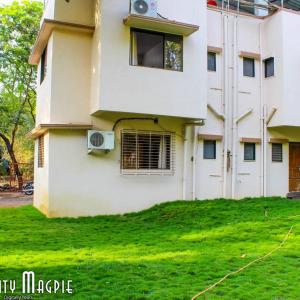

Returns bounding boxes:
[29,0,300,217]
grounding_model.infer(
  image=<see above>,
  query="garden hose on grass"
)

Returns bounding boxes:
[191,226,294,300]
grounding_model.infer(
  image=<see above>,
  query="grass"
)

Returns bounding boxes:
[0,198,300,299]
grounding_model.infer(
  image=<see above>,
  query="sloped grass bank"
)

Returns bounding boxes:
[0,198,299,299]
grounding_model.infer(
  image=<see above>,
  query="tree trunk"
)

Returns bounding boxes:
[0,133,23,191]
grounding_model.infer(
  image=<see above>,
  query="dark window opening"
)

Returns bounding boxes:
[272,143,283,162]
[243,57,255,77]
[264,57,274,78]
[203,140,216,159]
[40,46,48,84]
[130,29,183,71]
[244,143,256,161]
[208,52,216,71]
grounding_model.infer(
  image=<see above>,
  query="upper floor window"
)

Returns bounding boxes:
[207,52,216,72]
[203,140,216,159]
[244,143,256,161]
[264,57,274,78]
[130,29,183,72]
[40,46,48,84]
[243,57,255,77]
[121,130,175,175]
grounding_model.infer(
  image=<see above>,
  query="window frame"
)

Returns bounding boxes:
[244,142,256,161]
[121,130,175,175]
[203,140,217,160]
[130,28,183,72]
[264,57,275,78]
[243,57,255,78]
[207,52,217,72]
[272,143,283,162]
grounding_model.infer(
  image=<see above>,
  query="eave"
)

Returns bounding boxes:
[123,14,199,36]
[28,123,93,139]
[29,19,95,65]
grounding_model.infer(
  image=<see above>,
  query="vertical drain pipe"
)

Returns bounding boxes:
[192,126,198,200]
[231,15,238,199]
[182,124,188,200]
[222,12,228,198]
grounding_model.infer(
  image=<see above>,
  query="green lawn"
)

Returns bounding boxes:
[0,198,300,299]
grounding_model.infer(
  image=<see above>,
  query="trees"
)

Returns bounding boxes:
[0,0,43,189]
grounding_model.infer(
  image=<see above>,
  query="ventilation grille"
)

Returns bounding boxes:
[272,143,283,162]
[121,130,175,175]
[38,135,44,168]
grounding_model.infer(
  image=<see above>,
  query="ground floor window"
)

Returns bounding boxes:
[121,130,175,175]
[38,135,45,168]
[244,143,256,161]
[272,143,283,162]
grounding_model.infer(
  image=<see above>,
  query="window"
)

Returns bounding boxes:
[244,143,256,161]
[272,143,283,162]
[40,46,48,84]
[243,57,255,77]
[207,52,216,71]
[130,29,183,71]
[264,57,274,78]
[203,140,216,159]
[38,135,45,168]
[121,130,175,175]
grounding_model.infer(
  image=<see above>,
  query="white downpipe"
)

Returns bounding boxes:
[222,13,228,198]
[192,126,198,200]
[259,23,265,197]
[263,104,268,196]
[182,125,188,200]
[231,16,238,199]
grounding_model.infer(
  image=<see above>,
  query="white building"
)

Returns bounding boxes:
[29,0,300,217]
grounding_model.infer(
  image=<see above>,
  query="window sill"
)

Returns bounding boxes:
[130,64,183,73]
[121,169,175,176]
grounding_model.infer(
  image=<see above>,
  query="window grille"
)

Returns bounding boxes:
[121,130,175,175]
[272,143,283,162]
[38,135,45,168]
[40,46,48,84]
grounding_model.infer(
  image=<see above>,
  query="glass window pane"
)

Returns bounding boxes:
[203,140,216,159]
[164,35,183,71]
[208,52,216,71]
[244,143,256,161]
[131,30,164,68]
[243,58,255,77]
[265,57,274,78]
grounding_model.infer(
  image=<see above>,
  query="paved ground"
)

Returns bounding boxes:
[0,192,33,208]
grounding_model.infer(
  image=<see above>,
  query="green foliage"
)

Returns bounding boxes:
[0,198,299,299]
[0,0,43,162]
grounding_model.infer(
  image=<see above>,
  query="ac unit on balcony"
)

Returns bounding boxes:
[87,131,115,152]
[130,0,158,18]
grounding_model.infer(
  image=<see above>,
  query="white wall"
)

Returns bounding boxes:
[46,117,185,217]
[91,0,207,119]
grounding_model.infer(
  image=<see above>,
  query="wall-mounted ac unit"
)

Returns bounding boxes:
[130,0,158,18]
[87,131,115,151]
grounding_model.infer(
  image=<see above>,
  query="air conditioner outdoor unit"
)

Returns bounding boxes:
[130,0,158,18]
[87,130,115,152]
